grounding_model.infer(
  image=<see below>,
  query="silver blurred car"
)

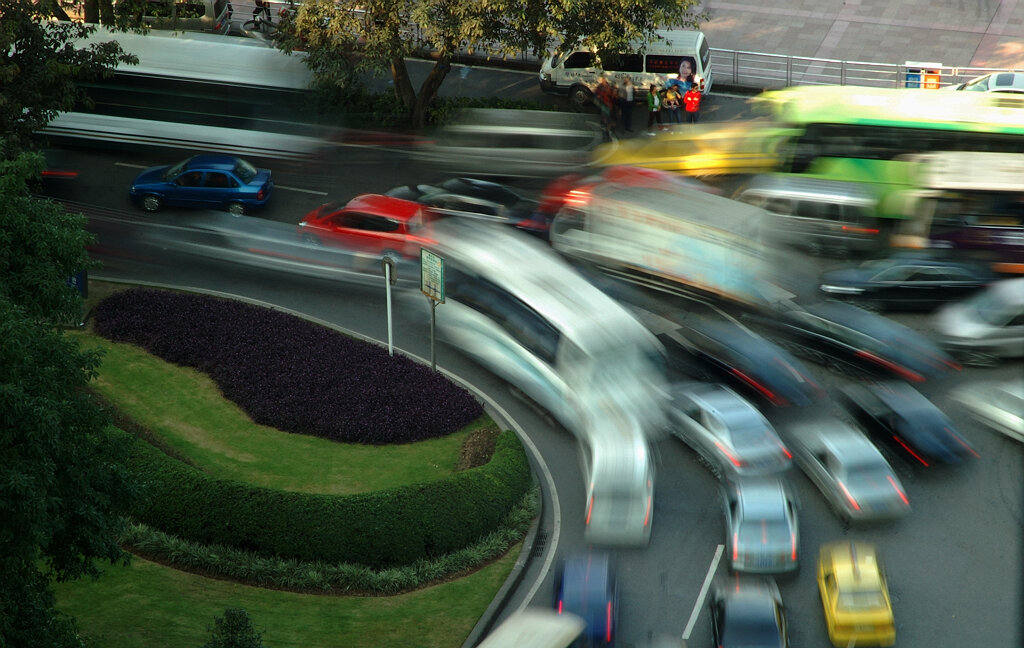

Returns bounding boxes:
[669,382,792,477]
[722,476,799,574]
[784,417,911,522]
[935,277,1024,366]
[950,378,1024,443]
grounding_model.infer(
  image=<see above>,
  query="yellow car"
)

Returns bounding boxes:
[589,121,795,178]
[817,541,896,647]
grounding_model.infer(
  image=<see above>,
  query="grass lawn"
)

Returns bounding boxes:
[53,281,522,646]
[54,548,517,648]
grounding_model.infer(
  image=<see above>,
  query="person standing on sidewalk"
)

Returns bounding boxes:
[683,82,702,123]
[663,84,682,125]
[618,76,635,133]
[646,83,662,135]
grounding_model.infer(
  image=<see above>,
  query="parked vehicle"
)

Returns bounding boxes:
[297,194,434,262]
[934,277,1024,366]
[128,154,272,215]
[668,382,792,478]
[657,316,826,408]
[554,553,619,647]
[952,71,1024,93]
[744,300,961,383]
[817,541,896,647]
[722,476,799,574]
[950,378,1024,443]
[841,381,978,467]
[819,252,996,311]
[710,576,790,648]
[784,417,910,522]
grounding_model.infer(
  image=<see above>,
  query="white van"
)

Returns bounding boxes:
[539,30,713,106]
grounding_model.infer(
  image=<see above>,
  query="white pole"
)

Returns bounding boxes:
[385,263,394,356]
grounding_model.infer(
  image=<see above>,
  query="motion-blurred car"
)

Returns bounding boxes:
[819,253,996,311]
[385,177,549,237]
[934,277,1024,366]
[949,378,1024,444]
[952,71,1024,93]
[554,553,618,647]
[841,381,977,467]
[669,382,792,477]
[590,122,791,178]
[657,317,826,408]
[722,476,799,574]
[128,154,272,215]
[784,417,910,522]
[297,194,434,261]
[744,300,961,383]
[817,541,896,647]
[710,576,790,648]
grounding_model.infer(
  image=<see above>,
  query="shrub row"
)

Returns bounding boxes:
[119,426,533,569]
[93,288,483,444]
[121,486,538,594]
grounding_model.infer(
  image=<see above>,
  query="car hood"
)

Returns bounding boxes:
[133,166,170,186]
[820,268,869,286]
[935,301,991,340]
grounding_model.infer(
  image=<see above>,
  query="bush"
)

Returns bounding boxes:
[201,608,265,648]
[93,288,482,444]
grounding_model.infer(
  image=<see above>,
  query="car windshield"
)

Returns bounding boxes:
[722,599,781,645]
[967,290,1018,326]
[233,159,258,183]
[837,588,885,610]
[161,157,193,181]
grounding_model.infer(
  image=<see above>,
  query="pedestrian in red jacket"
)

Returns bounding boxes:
[683,84,702,124]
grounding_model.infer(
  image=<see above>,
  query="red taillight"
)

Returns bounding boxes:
[41,169,78,178]
[564,188,591,208]
[854,350,925,382]
[733,532,739,560]
[891,434,929,467]
[257,189,266,200]
[887,475,909,505]
[841,225,880,234]
[730,368,785,405]
[606,601,613,643]
[778,440,792,459]
[947,427,979,457]
[585,493,594,526]
[838,480,861,511]
[558,599,563,614]
[791,533,797,561]
[715,441,743,468]
[643,494,652,527]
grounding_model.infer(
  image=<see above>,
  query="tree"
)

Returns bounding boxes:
[275,0,705,128]
[0,150,140,647]
[200,609,266,648]
[0,0,138,156]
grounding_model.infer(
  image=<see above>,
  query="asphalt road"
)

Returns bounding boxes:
[43,65,1024,648]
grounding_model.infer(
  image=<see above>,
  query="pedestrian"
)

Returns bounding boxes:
[646,83,662,135]
[618,75,635,133]
[683,82,702,123]
[593,77,615,139]
[663,84,682,124]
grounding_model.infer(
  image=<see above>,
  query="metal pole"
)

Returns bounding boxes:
[384,263,394,356]
[430,298,437,371]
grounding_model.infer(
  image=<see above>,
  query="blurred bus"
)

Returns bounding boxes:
[910,151,1024,274]
[752,85,1024,234]
[548,176,789,309]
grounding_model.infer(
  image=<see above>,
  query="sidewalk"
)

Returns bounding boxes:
[700,0,1024,69]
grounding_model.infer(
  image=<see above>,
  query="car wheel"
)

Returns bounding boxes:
[227,202,246,217]
[569,84,593,109]
[141,195,162,212]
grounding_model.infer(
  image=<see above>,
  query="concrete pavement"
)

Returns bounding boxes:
[700,0,1024,69]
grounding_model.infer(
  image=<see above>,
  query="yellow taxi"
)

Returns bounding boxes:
[589,121,794,178]
[817,541,896,647]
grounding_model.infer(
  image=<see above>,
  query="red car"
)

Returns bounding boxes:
[297,194,435,260]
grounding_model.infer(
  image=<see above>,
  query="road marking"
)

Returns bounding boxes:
[682,544,724,641]
[116,162,147,169]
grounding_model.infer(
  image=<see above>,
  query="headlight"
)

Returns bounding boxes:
[820,284,864,295]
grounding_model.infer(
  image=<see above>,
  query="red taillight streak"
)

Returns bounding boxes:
[892,434,930,466]
[854,350,925,382]
[777,440,793,459]
[41,170,78,178]
[564,189,591,208]
[585,494,594,525]
[887,475,910,505]
[791,533,797,561]
[730,368,783,404]
[733,532,739,560]
[947,427,979,457]
[837,480,861,511]
[715,441,743,467]
[606,601,613,643]
[842,225,880,234]
[558,599,563,614]
[643,495,652,527]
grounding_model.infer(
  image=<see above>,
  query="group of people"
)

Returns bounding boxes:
[592,58,704,139]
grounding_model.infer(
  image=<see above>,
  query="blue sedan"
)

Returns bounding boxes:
[129,155,273,215]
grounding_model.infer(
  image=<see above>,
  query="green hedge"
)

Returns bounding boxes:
[121,428,532,569]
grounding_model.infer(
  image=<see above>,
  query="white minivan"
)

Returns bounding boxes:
[539,30,713,106]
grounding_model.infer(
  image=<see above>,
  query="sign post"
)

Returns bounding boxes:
[420,248,445,371]
[381,256,398,356]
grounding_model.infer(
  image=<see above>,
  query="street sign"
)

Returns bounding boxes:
[420,248,445,303]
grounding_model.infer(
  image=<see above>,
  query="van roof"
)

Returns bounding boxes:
[429,219,655,351]
[649,29,705,49]
[740,173,883,203]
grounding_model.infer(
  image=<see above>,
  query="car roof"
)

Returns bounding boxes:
[679,383,765,427]
[990,71,1024,90]
[733,477,789,512]
[341,194,426,221]
[185,154,242,171]
[821,541,884,587]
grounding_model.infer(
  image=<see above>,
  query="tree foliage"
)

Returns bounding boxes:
[200,609,266,648]
[0,150,139,647]
[276,0,705,128]
[0,0,138,156]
